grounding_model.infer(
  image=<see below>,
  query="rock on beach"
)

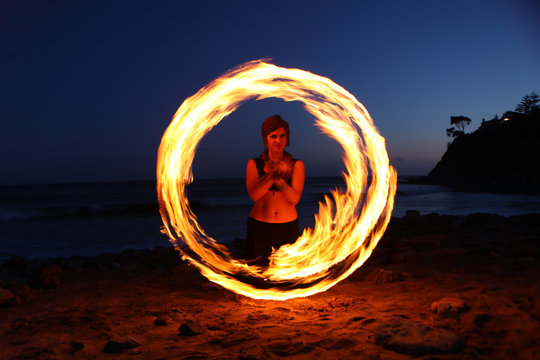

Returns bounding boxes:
[178,320,206,336]
[375,317,464,356]
[102,338,140,353]
[40,264,62,288]
[0,287,15,305]
[431,297,469,319]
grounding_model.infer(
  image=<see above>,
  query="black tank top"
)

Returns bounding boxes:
[253,151,298,191]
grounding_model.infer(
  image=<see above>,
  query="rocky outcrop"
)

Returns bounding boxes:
[427,111,540,194]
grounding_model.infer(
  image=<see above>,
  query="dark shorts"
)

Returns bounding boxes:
[246,217,300,266]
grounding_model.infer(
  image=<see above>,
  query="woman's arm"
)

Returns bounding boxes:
[246,159,275,202]
[274,160,305,205]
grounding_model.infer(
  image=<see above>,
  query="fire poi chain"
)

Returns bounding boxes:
[157,60,397,300]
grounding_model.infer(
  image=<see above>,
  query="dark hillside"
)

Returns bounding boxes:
[428,111,540,193]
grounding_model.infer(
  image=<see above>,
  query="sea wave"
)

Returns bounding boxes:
[0,202,159,221]
[0,192,331,221]
[396,184,450,196]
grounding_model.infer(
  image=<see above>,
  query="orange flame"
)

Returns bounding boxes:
[157,60,397,300]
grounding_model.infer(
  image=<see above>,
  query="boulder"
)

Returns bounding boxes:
[102,338,140,353]
[154,316,168,326]
[67,341,84,353]
[12,284,33,304]
[179,320,206,336]
[41,264,62,288]
[366,269,404,285]
[405,210,421,219]
[0,287,15,305]
[375,317,463,356]
[431,297,469,319]
[265,341,314,357]
[1,257,29,277]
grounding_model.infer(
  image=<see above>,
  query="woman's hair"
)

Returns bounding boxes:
[261,115,290,147]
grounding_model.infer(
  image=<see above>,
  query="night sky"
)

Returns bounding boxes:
[2,0,539,185]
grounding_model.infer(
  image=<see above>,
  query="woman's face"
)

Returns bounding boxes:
[266,127,287,152]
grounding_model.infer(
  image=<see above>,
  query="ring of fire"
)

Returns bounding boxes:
[157,60,397,300]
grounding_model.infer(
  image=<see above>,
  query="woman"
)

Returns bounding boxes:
[246,115,305,265]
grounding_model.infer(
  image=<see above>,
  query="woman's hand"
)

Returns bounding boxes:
[247,158,304,204]
[272,174,286,190]
[263,161,274,174]
[275,161,290,174]
[246,159,276,201]
[264,160,290,176]
[272,161,305,205]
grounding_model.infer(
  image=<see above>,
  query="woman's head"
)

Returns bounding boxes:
[262,115,290,148]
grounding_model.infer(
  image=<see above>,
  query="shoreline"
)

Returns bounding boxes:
[1,212,539,359]
[2,211,539,267]
[407,175,540,195]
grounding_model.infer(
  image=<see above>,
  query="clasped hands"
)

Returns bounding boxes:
[264,161,290,190]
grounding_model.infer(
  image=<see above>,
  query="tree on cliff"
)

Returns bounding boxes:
[446,115,471,138]
[430,92,540,193]
[515,92,539,115]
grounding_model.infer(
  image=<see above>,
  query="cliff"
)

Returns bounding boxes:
[427,111,540,194]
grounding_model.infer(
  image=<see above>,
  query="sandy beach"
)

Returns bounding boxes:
[1,212,539,359]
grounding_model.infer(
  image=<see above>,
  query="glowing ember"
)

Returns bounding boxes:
[157,60,397,300]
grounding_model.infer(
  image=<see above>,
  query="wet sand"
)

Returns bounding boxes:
[1,213,539,359]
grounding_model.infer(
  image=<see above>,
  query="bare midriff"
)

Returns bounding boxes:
[249,191,298,223]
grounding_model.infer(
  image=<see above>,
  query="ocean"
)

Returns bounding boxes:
[1,177,539,263]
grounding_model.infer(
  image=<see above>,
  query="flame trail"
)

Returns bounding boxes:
[157,60,397,300]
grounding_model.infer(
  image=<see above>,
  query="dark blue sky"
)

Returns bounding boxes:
[1,0,539,184]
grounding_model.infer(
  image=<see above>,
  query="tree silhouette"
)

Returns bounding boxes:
[446,115,471,139]
[515,92,540,115]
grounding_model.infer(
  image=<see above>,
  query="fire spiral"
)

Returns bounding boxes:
[157,60,397,300]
